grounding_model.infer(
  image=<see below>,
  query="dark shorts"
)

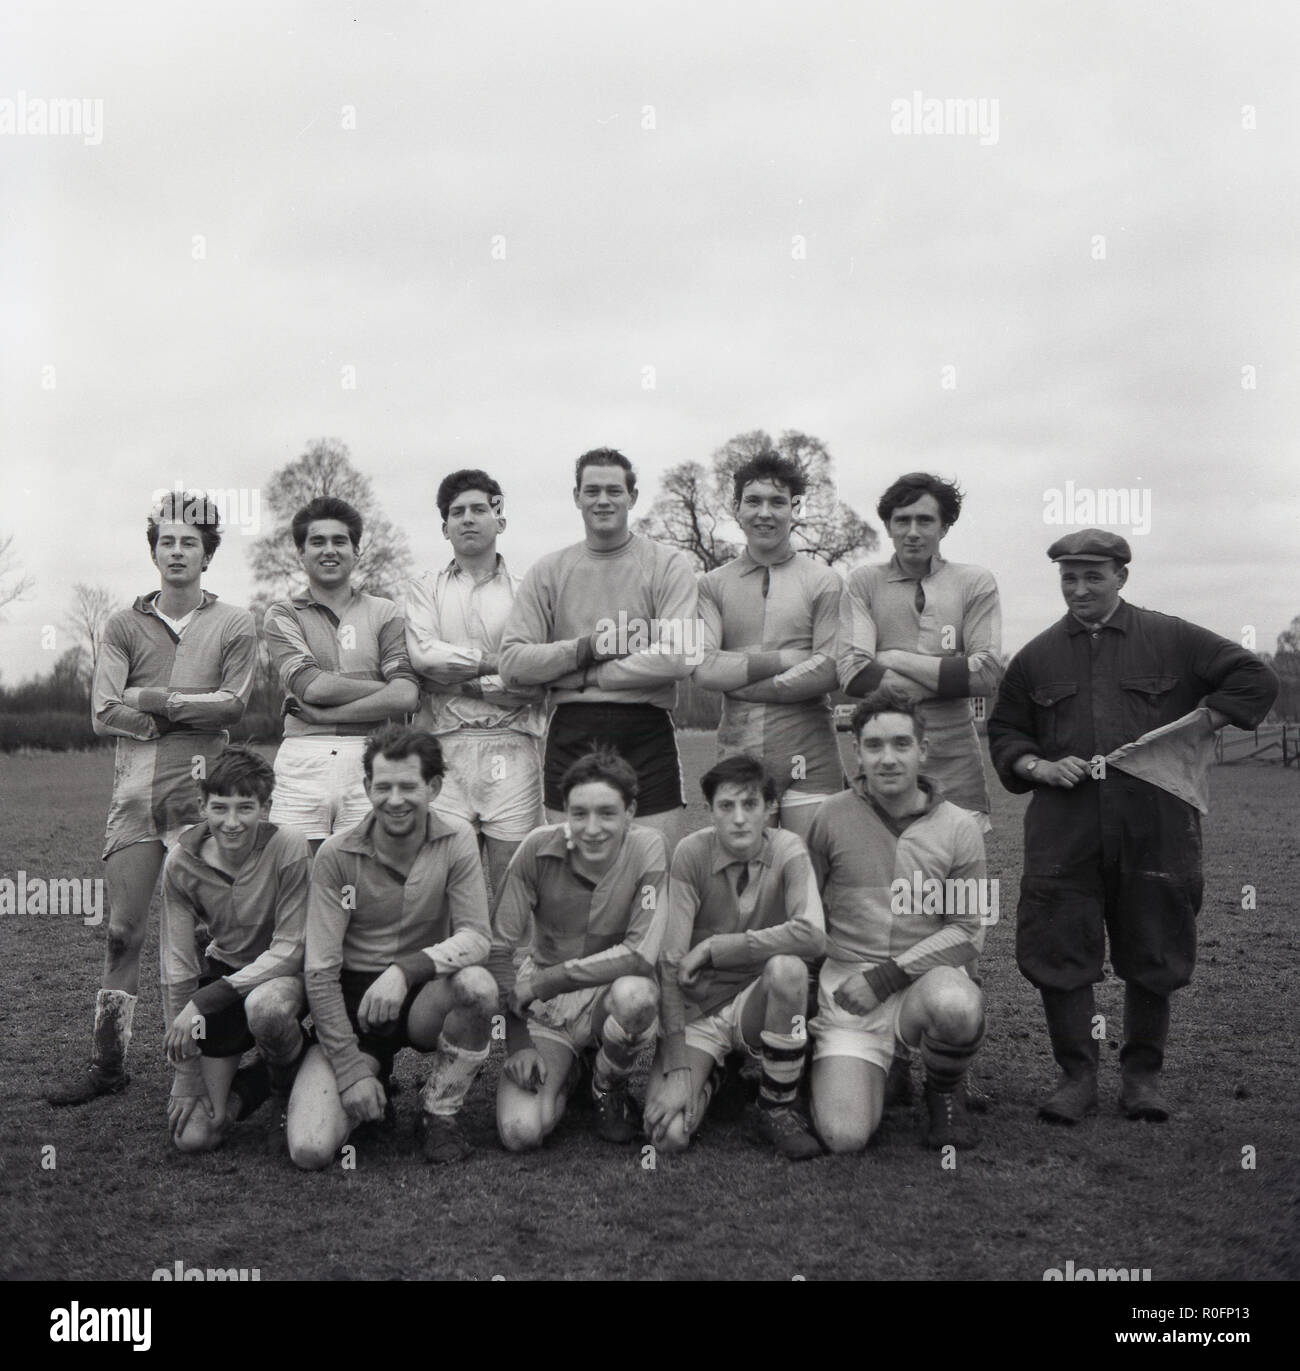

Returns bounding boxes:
[338,968,427,1079]
[195,959,257,1059]
[544,702,684,816]
[1016,776,1203,996]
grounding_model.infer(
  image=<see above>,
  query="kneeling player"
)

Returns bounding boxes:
[491,750,668,1150]
[806,688,987,1152]
[643,755,826,1160]
[288,725,497,1169]
[161,746,310,1154]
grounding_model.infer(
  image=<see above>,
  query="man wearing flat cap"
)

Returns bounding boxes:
[988,529,1277,1124]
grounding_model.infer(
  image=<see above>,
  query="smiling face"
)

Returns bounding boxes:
[201,791,270,867]
[1057,558,1127,623]
[150,521,207,589]
[443,488,502,560]
[298,518,357,591]
[365,753,440,840]
[709,781,774,861]
[887,492,947,572]
[855,711,927,804]
[565,779,635,867]
[574,464,636,541]
[735,478,796,557]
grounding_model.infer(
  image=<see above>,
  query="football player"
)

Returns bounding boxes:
[161,746,309,1154]
[49,491,257,1106]
[288,725,497,1168]
[491,749,667,1150]
[643,754,826,1159]
[806,687,987,1152]
[498,449,698,857]
[694,452,844,840]
[404,470,545,898]
[263,497,419,852]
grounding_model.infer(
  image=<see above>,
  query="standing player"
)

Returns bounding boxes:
[288,725,498,1168]
[838,473,1002,830]
[643,755,825,1159]
[161,747,309,1154]
[263,497,419,852]
[49,491,257,1106]
[806,688,988,1152]
[404,470,545,898]
[988,530,1278,1124]
[693,453,844,841]
[498,448,698,856]
[491,750,667,1150]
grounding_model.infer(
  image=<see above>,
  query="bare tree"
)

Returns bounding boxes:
[635,430,877,573]
[0,531,34,615]
[63,583,120,671]
[248,438,413,601]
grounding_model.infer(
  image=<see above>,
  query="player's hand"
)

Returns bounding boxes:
[339,1076,387,1125]
[1039,755,1089,788]
[644,1069,695,1145]
[878,669,929,703]
[1205,707,1230,730]
[507,976,536,1019]
[677,941,713,990]
[587,632,625,663]
[164,1000,204,1065]
[479,652,499,675]
[833,973,880,1016]
[167,1087,212,1142]
[357,966,408,1032]
[504,1047,547,1093]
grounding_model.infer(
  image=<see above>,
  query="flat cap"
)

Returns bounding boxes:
[1047,528,1132,564]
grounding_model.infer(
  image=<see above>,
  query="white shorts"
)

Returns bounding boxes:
[515,956,605,1054]
[810,960,919,1070]
[269,736,370,841]
[682,977,763,1066]
[432,730,543,842]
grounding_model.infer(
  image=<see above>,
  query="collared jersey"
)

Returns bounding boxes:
[93,590,257,857]
[696,549,844,794]
[305,808,491,1092]
[498,534,698,711]
[159,820,310,1093]
[838,554,1001,813]
[264,587,417,737]
[658,826,826,1071]
[489,823,669,1052]
[404,556,546,737]
[805,777,986,974]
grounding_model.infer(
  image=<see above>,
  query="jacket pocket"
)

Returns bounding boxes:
[1119,673,1180,737]
[1029,681,1079,756]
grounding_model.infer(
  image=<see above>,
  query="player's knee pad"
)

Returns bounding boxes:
[606,976,659,1035]
[451,965,499,1019]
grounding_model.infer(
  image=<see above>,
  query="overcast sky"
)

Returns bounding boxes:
[2,0,1297,686]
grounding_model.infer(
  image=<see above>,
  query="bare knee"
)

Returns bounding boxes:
[925,975,984,1044]
[288,1136,338,1171]
[814,1108,872,1155]
[451,966,499,1019]
[605,976,658,1036]
[244,978,300,1037]
[497,1109,545,1153]
[762,955,809,1007]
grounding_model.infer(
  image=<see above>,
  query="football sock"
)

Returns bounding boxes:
[593,1014,654,1092]
[420,1035,489,1118]
[91,989,136,1076]
[757,1030,807,1109]
[921,1027,984,1094]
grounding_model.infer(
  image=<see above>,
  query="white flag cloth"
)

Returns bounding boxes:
[1105,706,1217,814]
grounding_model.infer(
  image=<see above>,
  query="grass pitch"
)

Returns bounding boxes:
[1,738,1297,1281]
